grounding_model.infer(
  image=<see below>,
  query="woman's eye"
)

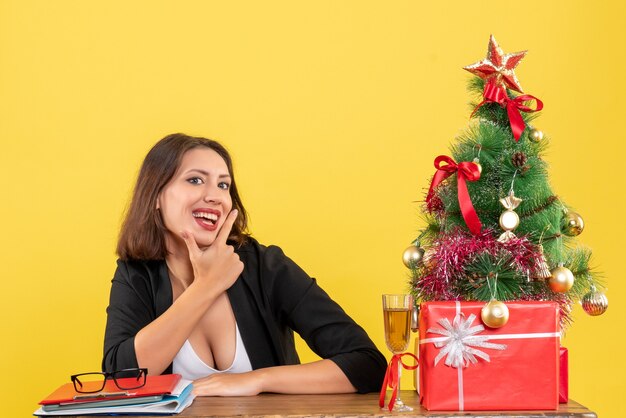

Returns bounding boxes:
[218,182,230,190]
[187,177,204,185]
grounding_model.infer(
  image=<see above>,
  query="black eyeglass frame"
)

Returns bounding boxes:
[70,368,148,393]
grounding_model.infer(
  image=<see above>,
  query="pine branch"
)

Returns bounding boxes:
[461,252,532,301]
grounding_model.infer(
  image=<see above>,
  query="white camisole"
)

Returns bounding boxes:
[172,324,253,380]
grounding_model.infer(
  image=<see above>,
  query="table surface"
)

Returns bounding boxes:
[71,391,597,418]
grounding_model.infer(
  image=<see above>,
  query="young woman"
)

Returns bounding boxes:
[102,133,386,396]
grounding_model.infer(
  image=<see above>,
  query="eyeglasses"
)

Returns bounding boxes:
[70,368,148,393]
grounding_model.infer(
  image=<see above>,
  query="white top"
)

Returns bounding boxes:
[172,324,253,380]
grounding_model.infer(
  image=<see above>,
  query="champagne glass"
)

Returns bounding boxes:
[382,294,413,412]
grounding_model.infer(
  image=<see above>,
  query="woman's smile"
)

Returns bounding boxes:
[192,208,221,231]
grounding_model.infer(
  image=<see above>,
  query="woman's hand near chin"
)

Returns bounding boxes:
[181,209,243,295]
[134,210,243,376]
[192,371,264,397]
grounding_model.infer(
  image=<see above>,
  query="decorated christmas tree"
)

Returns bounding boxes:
[404,35,608,328]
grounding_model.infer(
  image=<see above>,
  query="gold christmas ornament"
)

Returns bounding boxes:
[529,128,544,142]
[499,210,520,230]
[422,248,437,269]
[402,245,425,268]
[481,300,510,328]
[472,157,482,175]
[548,266,575,293]
[562,211,584,236]
[498,190,523,242]
[581,289,608,316]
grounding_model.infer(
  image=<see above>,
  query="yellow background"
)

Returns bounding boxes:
[1,1,624,416]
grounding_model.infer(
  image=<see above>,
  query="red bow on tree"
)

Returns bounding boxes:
[379,353,418,412]
[472,79,543,141]
[426,155,482,235]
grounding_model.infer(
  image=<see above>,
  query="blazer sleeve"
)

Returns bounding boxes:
[262,245,387,394]
[102,260,158,373]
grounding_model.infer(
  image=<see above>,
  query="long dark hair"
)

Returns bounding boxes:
[117,133,249,260]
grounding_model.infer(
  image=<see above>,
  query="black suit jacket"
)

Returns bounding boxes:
[102,238,387,393]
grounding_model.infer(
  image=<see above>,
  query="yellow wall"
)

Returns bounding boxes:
[1,1,624,416]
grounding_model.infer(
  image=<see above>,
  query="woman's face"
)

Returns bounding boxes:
[157,147,233,250]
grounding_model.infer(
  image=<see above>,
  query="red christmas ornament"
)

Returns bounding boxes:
[464,35,527,93]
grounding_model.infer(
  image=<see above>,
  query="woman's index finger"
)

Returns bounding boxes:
[216,209,238,244]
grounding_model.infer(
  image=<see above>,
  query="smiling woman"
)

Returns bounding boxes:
[102,133,387,396]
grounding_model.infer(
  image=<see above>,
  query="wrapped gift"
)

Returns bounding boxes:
[559,347,568,403]
[418,301,560,411]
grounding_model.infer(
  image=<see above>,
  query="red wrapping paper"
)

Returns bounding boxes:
[559,347,569,403]
[418,301,560,411]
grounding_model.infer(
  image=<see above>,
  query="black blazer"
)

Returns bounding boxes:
[102,238,387,393]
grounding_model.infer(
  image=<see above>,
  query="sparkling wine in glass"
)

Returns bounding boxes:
[382,294,413,412]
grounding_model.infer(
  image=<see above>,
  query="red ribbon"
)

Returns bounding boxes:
[426,155,482,235]
[379,352,418,412]
[472,80,543,141]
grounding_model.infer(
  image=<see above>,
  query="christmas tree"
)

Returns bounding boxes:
[405,35,607,328]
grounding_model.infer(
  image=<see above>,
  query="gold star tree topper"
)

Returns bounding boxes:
[464,35,527,93]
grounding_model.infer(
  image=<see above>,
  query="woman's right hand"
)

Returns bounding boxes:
[181,209,244,294]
